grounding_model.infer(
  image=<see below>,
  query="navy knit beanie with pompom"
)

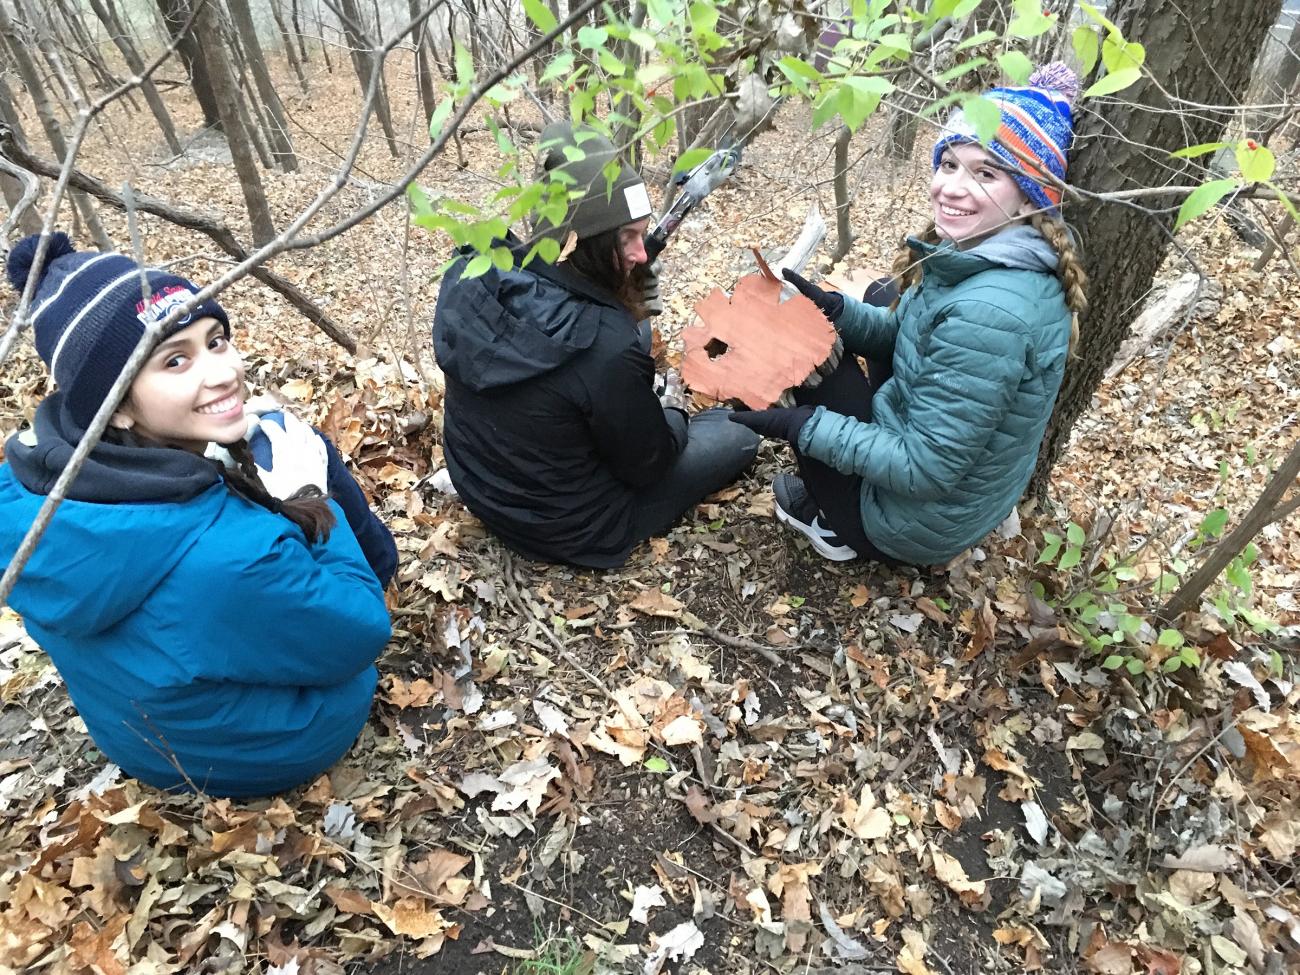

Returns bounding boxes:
[6,232,230,428]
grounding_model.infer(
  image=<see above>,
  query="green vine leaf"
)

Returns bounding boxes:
[1174,179,1237,229]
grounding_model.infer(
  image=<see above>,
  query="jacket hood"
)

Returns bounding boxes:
[6,392,222,503]
[434,240,621,392]
[0,464,224,637]
[909,225,1060,286]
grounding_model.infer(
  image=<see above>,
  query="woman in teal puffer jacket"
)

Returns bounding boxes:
[732,64,1088,565]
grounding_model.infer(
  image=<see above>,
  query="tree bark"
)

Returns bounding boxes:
[192,0,276,245]
[335,0,400,156]
[830,124,854,262]
[408,0,437,131]
[1029,0,1284,494]
[0,4,111,248]
[155,0,222,131]
[270,0,310,93]
[51,0,126,102]
[1270,12,1300,98]
[227,0,297,171]
[1159,435,1300,621]
[86,0,184,154]
[0,80,40,235]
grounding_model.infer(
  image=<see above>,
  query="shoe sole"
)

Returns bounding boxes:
[774,503,858,561]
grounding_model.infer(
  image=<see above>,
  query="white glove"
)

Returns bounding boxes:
[253,410,328,500]
[657,367,686,412]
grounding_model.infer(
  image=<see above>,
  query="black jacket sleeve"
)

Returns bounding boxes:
[584,342,688,489]
[323,435,398,587]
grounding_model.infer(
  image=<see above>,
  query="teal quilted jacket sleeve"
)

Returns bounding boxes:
[798,303,1030,499]
[835,293,900,361]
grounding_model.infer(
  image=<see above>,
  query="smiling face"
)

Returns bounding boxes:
[931,142,1031,248]
[111,317,247,452]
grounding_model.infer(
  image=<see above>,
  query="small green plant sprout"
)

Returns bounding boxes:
[513,931,593,975]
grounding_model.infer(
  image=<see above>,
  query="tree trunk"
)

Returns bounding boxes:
[1270,12,1300,98]
[291,0,309,61]
[0,4,111,248]
[1029,0,1284,493]
[192,0,276,245]
[830,125,854,262]
[0,79,40,235]
[227,0,298,171]
[408,0,437,131]
[86,0,184,154]
[155,0,223,131]
[52,0,125,101]
[335,0,400,157]
[270,0,309,93]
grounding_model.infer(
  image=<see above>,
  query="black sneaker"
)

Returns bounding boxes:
[771,473,858,561]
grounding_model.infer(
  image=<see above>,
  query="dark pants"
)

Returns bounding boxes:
[790,279,901,564]
[630,408,760,541]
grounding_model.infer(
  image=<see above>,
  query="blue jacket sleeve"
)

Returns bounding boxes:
[798,304,1030,499]
[323,436,397,588]
[835,293,901,362]
[188,500,392,688]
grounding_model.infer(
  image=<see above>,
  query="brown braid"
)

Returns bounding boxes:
[222,439,335,543]
[888,222,942,308]
[1028,212,1088,358]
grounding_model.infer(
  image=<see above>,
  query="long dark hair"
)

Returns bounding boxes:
[564,227,651,320]
[102,427,336,543]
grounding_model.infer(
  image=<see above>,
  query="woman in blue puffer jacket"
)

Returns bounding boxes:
[732,65,1089,566]
[0,233,394,798]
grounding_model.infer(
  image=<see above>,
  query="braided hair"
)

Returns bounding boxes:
[101,427,336,543]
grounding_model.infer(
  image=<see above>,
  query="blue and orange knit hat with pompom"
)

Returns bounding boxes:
[932,62,1079,215]
[6,233,229,428]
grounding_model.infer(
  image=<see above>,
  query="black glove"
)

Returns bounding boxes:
[728,405,815,444]
[782,268,845,324]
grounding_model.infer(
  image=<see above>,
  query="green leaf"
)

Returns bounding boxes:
[1235,140,1276,183]
[427,97,455,141]
[1007,0,1055,39]
[1066,522,1086,546]
[462,252,492,279]
[646,0,674,26]
[644,755,670,773]
[1125,657,1146,675]
[491,246,514,272]
[689,1,719,33]
[521,0,557,33]
[1084,66,1141,98]
[1170,141,1228,159]
[539,51,574,83]
[1157,628,1184,648]
[961,94,1002,145]
[1037,531,1062,565]
[789,595,806,608]
[1174,178,1237,229]
[1072,27,1100,75]
[1179,646,1201,667]
[1101,35,1145,72]
[577,24,608,50]
[1199,507,1229,538]
[1162,656,1183,673]
[1079,1,1120,34]
[1101,654,1124,670]
[521,236,561,267]
[1058,546,1082,571]
[454,42,474,88]
[672,147,714,174]
[956,29,1000,52]
[997,50,1033,84]
[937,57,990,84]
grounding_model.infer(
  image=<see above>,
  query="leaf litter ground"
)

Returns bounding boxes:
[0,57,1298,975]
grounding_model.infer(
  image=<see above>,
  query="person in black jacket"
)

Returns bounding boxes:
[433,124,759,568]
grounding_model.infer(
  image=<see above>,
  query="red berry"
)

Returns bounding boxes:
[1246,139,1258,150]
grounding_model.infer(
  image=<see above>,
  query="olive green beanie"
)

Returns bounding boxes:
[533,123,652,242]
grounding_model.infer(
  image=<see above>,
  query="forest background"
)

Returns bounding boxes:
[0,0,1298,973]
